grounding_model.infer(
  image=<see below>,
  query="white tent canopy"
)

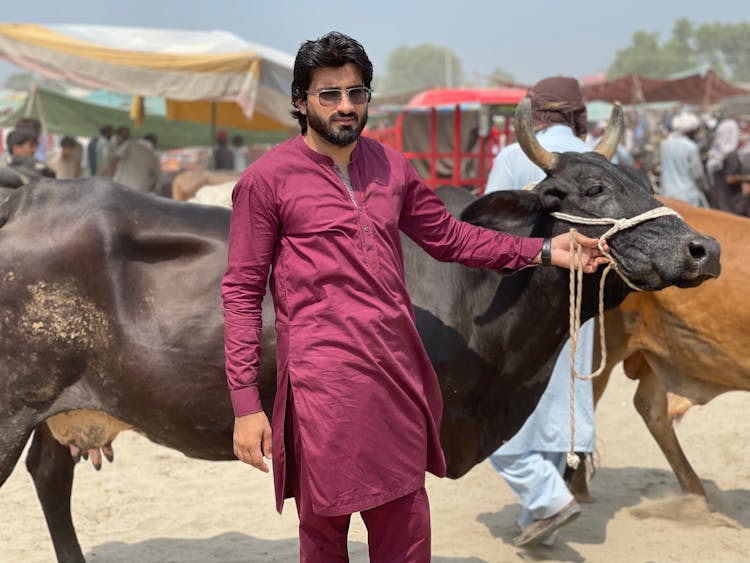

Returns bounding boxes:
[0,23,296,130]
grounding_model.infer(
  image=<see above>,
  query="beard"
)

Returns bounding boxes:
[306,107,368,147]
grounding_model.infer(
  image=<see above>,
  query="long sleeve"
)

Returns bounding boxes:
[398,163,542,270]
[221,173,279,417]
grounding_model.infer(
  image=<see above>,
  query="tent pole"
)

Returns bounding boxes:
[210,102,217,143]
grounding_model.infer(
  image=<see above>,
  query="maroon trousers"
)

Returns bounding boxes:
[286,390,431,562]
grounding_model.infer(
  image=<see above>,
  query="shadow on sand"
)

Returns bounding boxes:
[476,466,750,563]
[88,531,486,562]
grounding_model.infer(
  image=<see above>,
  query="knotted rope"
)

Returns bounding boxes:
[548,206,682,469]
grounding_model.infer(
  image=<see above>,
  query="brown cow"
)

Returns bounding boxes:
[590,197,748,497]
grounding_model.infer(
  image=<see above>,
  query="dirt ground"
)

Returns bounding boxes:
[1,365,748,562]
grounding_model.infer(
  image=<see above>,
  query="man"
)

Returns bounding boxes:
[15,117,46,162]
[99,126,130,177]
[0,128,56,189]
[212,130,235,170]
[486,76,596,548]
[222,33,607,562]
[705,115,744,214]
[659,113,709,208]
[87,124,113,176]
[230,134,251,171]
[48,135,83,180]
[0,117,43,167]
[107,132,161,193]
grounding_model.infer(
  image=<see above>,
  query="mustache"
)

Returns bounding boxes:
[331,112,358,121]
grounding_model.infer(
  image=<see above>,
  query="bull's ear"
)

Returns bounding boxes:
[460,190,542,234]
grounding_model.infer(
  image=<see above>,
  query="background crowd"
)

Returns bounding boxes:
[0,119,260,195]
[601,106,750,217]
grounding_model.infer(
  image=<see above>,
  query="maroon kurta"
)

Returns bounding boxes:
[222,134,542,516]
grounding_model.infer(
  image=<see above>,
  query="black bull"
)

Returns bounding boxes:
[0,160,719,561]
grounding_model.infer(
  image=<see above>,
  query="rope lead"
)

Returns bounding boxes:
[549,206,682,469]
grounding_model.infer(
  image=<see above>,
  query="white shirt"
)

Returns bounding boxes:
[487,124,595,454]
[112,139,161,192]
[659,132,709,207]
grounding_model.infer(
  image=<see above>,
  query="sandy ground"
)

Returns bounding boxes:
[1,366,748,563]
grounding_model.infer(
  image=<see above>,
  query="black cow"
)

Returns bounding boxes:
[0,102,720,562]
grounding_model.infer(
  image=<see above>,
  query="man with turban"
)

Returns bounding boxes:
[659,112,709,208]
[486,76,593,548]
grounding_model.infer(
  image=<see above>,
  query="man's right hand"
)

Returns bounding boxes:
[233,411,273,473]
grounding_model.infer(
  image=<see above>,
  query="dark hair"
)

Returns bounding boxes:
[99,124,113,136]
[7,128,38,151]
[231,134,244,147]
[143,133,158,147]
[60,135,78,149]
[14,117,42,136]
[291,31,373,134]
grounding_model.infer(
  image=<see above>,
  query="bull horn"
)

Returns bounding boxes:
[514,97,557,172]
[592,102,624,161]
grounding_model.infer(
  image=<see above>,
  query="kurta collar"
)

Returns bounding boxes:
[294,134,364,168]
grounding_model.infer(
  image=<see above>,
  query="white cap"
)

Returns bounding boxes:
[671,113,701,133]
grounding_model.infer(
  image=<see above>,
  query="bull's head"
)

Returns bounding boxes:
[462,98,721,291]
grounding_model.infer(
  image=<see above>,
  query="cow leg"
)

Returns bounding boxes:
[631,365,706,497]
[0,408,37,487]
[26,423,85,563]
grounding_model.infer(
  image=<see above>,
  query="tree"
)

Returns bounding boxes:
[487,67,516,86]
[608,30,684,78]
[380,44,464,95]
[662,18,699,72]
[608,19,750,82]
[695,22,750,82]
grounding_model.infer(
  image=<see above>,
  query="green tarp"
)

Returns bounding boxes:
[0,87,290,150]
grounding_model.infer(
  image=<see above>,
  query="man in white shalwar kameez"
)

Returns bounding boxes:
[485,76,595,548]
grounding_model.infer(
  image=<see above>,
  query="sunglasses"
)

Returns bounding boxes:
[307,86,372,107]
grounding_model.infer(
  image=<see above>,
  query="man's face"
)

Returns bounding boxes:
[298,62,369,148]
[12,140,37,158]
[61,146,74,159]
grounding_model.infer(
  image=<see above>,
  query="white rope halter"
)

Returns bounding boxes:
[549,206,682,469]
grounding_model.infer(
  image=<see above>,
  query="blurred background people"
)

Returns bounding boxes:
[108,132,161,193]
[659,112,709,207]
[230,134,250,172]
[48,135,83,180]
[87,124,114,176]
[0,128,56,188]
[211,129,234,170]
[706,115,745,215]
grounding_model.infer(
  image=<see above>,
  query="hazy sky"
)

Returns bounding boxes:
[1,0,748,86]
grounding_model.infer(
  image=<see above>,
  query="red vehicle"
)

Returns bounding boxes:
[365,87,526,195]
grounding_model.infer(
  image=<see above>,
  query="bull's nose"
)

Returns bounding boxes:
[687,236,721,277]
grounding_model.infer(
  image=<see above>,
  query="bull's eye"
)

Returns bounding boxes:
[585,184,604,196]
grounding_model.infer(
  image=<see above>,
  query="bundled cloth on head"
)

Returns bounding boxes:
[671,112,701,134]
[527,77,587,139]
[706,118,740,176]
